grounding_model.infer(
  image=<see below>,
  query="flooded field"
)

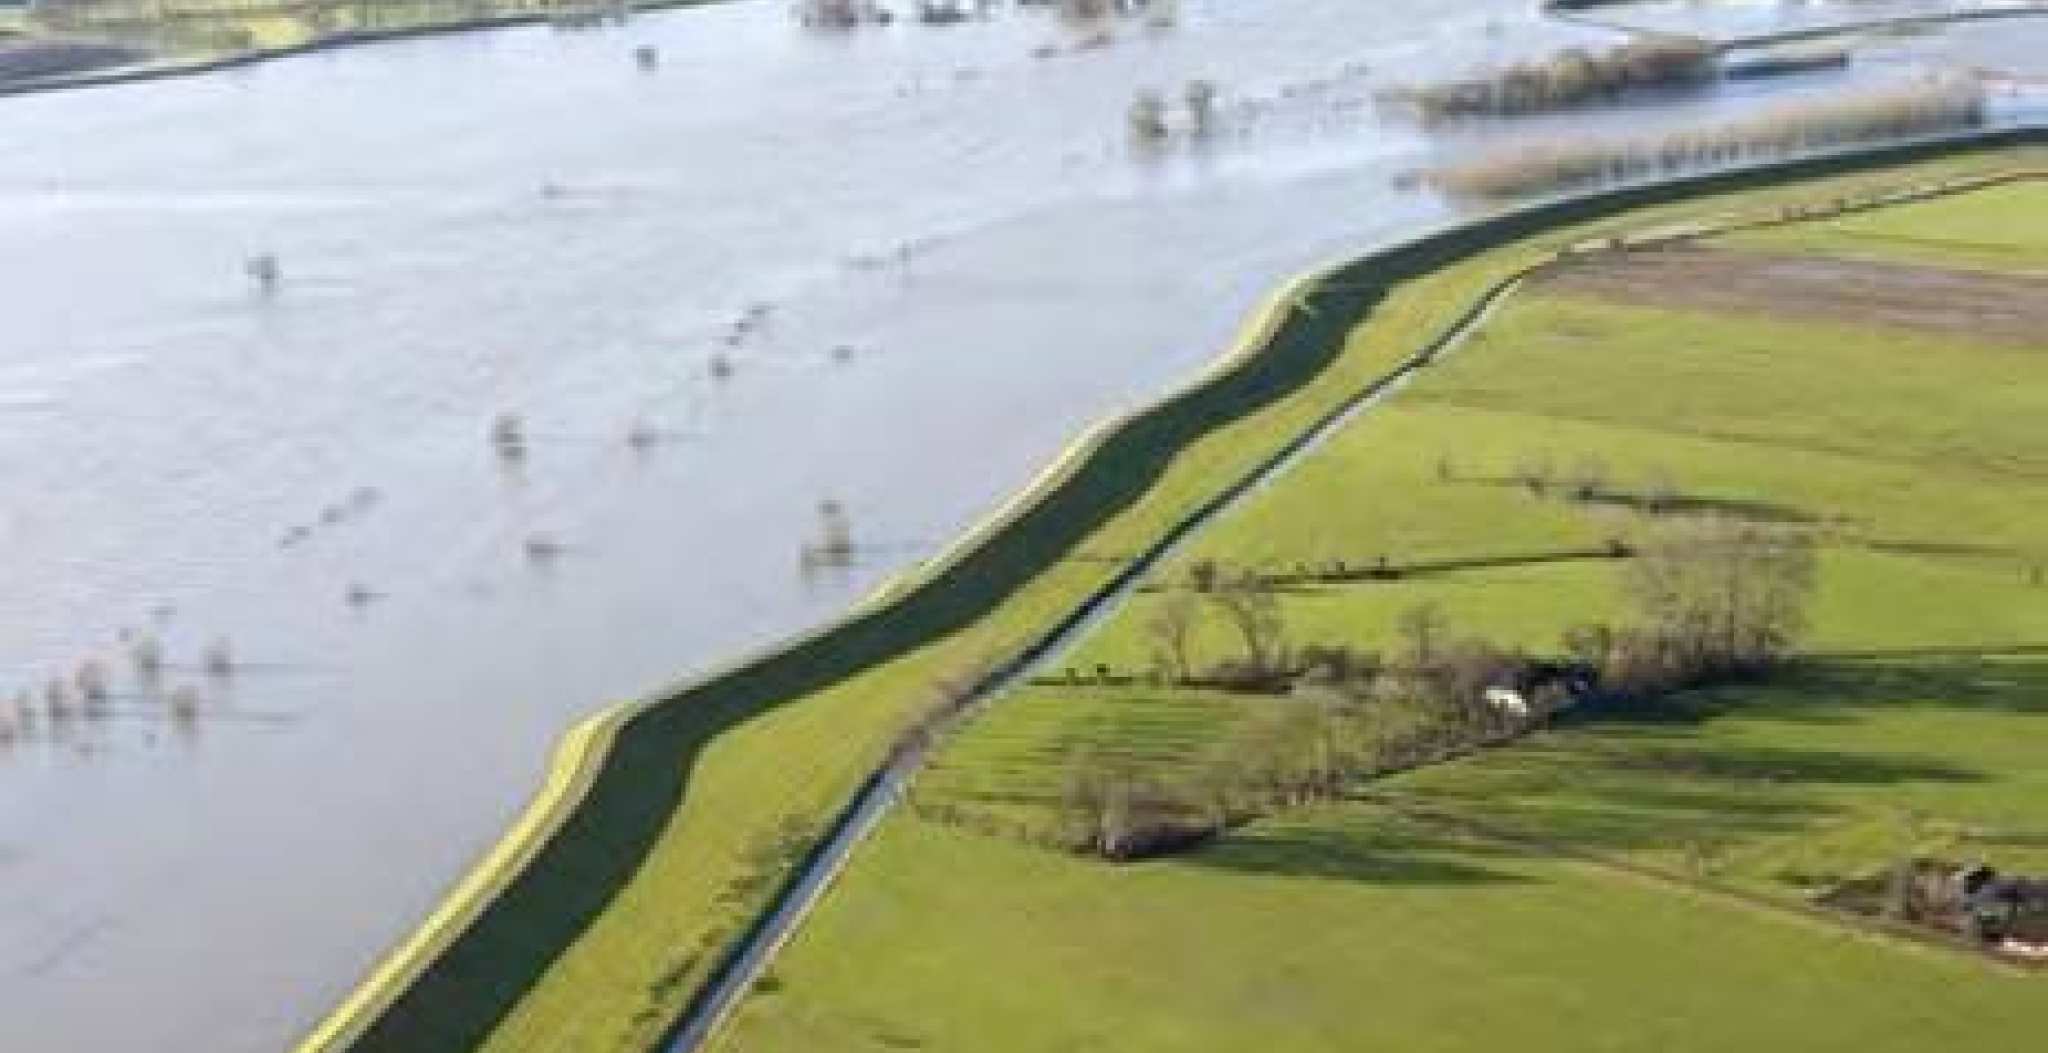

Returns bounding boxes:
[0,1,2039,1050]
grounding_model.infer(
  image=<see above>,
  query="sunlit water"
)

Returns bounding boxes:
[0,1,2035,1049]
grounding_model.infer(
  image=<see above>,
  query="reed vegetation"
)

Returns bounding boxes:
[1428,81,1985,200]
[1383,36,1717,123]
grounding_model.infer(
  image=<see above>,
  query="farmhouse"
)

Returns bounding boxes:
[1957,865,2048,950]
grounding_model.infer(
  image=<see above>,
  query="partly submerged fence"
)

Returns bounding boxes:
[303,124,2048,1053]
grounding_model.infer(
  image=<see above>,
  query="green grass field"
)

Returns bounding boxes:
[1723,179,2048,272]
[714,176,2048,1050]
[718,795,2044,1053]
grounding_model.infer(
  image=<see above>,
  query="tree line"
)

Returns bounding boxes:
[915,514,1819,861]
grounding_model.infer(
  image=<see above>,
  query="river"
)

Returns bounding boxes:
[0,2,2037,1051]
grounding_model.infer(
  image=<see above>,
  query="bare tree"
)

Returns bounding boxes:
[1643,466,1680,514]
[1625,516,1818,680]
[1059,747,1201,860]
[1144,593,1202,684]
[1396,600,1447,669]
[1061,0,1112,23]
[1129,89,1170,142]
[1207,570,1287,678]
[815,499,854,564]
[1567,453,1608,502]
[1184,79,1218,137]
[1512,451,1554,498]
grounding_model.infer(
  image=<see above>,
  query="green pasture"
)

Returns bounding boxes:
[1052,293,2048,674]
[716,171,2048,1050]
[718,785,2045,1053]
[904,287,2048,838]
[1390,657,2048,892]
[1722,179,2048,271]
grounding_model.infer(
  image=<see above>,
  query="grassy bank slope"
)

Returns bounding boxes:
[716,167,2048,1050]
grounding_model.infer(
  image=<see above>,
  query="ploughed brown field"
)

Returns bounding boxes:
[1537,246,2048,347]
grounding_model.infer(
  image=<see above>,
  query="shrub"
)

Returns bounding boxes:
[1384,36,1717,123]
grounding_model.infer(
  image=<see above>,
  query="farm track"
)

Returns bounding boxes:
[1537,245,2048,346]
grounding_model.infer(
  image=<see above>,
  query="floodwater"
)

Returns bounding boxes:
[0,1,2035,1050]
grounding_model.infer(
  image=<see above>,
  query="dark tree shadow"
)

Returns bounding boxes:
[1591,742,1986,786]
[1863,539,2022,559]
[1258,547,1630,590]
[1582,491,1834,525]
[1751,656,2048,718]
[1969,829,2048,849]
[1187,813,1532,886]
[1377,657,2048,860]
[1459,478,1835,525]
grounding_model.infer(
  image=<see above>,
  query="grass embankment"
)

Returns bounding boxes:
[715,166,2048,1050]
[33,0,569,52]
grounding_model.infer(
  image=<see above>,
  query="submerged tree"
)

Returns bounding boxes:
[490,412,528,461]
[203,637,235,679]
[1184,78,1219,137]
[1128,89,1170,143]
[245,253,281,296]
[812,499,855,566]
